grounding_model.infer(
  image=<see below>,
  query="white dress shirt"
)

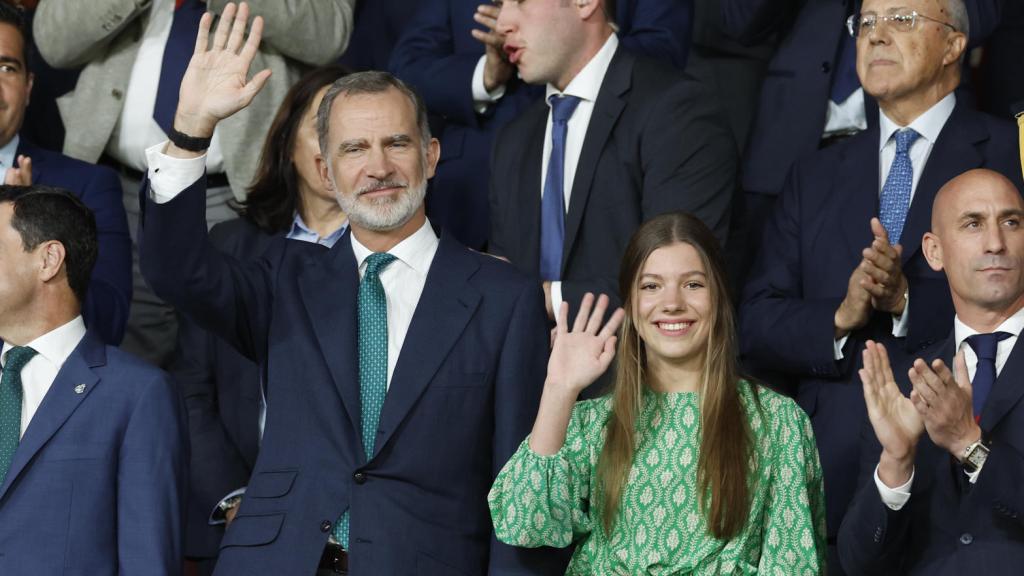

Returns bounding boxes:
[540,33,618,311]
[833,92,957,360]
[875,306,1024,509]
[107,0,224,173]
[472,56,507,114]
[1,317,87,438]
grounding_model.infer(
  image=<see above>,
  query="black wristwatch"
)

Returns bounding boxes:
[168,126,213,152]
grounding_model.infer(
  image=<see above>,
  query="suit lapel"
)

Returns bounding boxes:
[836,131,881,262]
[900,103,987,263]
[981,331,1024,432]
[372,234,480,459]
[516,104,547,275]
[561,48,629,273]
[299,233,362,453]
[0,331,103,502]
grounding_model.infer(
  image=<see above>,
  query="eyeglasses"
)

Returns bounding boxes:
[846,11,957,37]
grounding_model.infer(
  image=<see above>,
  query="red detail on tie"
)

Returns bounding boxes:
[175,0,186,10]
[975,414,982,424]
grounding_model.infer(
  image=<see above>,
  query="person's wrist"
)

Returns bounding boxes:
[173,110,218,139]
[948,424,982,462]
[835,300,864,336]
[878,449,915,487]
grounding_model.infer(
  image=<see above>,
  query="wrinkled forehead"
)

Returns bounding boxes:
[328,89,419,142]
[861,0,940,14]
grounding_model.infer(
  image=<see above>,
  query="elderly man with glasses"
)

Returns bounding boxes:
[739,0,1023,573]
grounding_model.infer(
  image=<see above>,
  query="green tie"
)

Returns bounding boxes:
[0,346,38,486]
[335,252,397,547]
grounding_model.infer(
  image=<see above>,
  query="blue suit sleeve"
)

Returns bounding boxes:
[616,0,694,70]
[78,165,132,345]
[116,369,189,574]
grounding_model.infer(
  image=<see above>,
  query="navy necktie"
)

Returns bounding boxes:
[154,0,205,135]
[878,128,921,245]
[830,31,860,103]
[965,332,1012,419]
[539,95,581,281]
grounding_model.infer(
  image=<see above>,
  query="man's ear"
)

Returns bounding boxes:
[574,0,601,20]
[942,31,968,67]
[37,240,66,283]
[922,232,944,272]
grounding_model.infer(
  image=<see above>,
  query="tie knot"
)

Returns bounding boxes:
[548,95,582,125]
[363,252,397,280]
[2,346,37,374]
[966,332,1012,361]
[893,128,921,154]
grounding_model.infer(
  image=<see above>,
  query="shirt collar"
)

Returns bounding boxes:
[0,134,20,169]
[954,306,1024,352]
[1,316,87,369]
[545,33,619,105]
[349,218,438,276]
[287,212,348,249]
[878,92,956,152]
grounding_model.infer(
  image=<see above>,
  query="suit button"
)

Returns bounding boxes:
[959,533,973,545]
[111,89,123,100]
[320,520,332,533]
[821,61,831,74]
[353,472,367,485]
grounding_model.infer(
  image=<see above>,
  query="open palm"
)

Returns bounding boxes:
[546,293,625,395]
[860,341,924,461]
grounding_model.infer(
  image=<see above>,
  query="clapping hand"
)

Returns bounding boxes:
[860,341,924,487]
[3,155,31,186]
[907,351,980,460]
[546,293,625,397]
[860,218,908,315]
[171,2,271,144]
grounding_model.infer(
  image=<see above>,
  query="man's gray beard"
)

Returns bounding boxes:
[336,179,427,232]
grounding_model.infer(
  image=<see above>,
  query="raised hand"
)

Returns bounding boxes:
[907,351,980,460]
[546,293,625,396]
[3,155,32,186]
[861,218,908,315]
[172,2,272,141]
[860,341,924,486]
[470,3,513,92]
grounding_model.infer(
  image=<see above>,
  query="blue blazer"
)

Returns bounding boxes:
[19,139,132,345]
[839,333,1024,575]
[739,101,1024,539]
[140,180,562,575]
[0,330,188,575]
[169,219,284,560]
[722,0,1007,198]
[390,0,694,249]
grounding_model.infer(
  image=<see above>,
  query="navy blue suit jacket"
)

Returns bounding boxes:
[18,140,132,345]
[141,179,561,575]
[169,218,284,559]
[722,0,1006,198]
[0,330,188,575]
[338,0,418,72]
[390,0,694,249]
[839,333,1024,575]
[739,100,1024,539]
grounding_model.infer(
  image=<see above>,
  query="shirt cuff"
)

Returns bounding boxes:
[874,464,913,511]
[834,334,850,361]
[145,141,207,204]
[472,55,507,114]
[208,486,247,525]
[891,291,910,338]
[550,281,563,317]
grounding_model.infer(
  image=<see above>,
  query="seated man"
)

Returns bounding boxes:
[841,169,1024,574]
[0,185,187,574]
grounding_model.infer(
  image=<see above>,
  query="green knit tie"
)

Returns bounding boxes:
[0,346,38,486]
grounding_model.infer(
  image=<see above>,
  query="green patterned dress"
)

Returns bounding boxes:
[488,381,826,575]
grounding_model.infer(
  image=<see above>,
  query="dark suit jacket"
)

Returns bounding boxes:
[18,139,132,345]
[839,333,1024,575]
[722,0,1006,198]
[739,100,1024,539]
[141,179,561,575]
[0,330,188,575]
[390,0,695,250]
[169,218,284,559]
[489,46,736,313]
[338,0,417,72]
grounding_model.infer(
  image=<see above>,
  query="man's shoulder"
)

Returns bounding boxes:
[26,143,120,188]
[437,236,536,295]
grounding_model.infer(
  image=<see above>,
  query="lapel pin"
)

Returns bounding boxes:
[74,384,86,394]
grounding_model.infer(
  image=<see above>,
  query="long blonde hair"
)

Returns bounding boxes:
[596,212,753,539]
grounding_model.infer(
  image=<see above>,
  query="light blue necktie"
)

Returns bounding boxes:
[965,332,1012,421]
[334,252,396,547]
[539,95,582,281]
[0,346,38,487]
[878,128,921,245]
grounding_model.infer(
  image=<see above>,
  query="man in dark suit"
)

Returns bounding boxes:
[740,0,1022,571]
[0,2,130,345]
[840,169,1024,574]
[140,5,555,575]
[488,0,735,321]
[0,185,187,574]
[391,0,695,250]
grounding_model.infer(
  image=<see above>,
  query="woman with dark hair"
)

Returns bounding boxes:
[169,65,348,574]
[489,212,827,574]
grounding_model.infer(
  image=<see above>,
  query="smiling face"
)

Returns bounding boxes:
[925,170,1024,320]
[633,242,712,377]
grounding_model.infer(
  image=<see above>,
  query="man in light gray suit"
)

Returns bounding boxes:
[32,0,355,367]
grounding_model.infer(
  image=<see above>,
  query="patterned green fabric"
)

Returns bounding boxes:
[0,346,38,486]
[489,381,827,575]
[335,252,397,546]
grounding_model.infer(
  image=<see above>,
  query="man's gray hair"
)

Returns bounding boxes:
[315,71,432,157]
[945,0,969,40]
